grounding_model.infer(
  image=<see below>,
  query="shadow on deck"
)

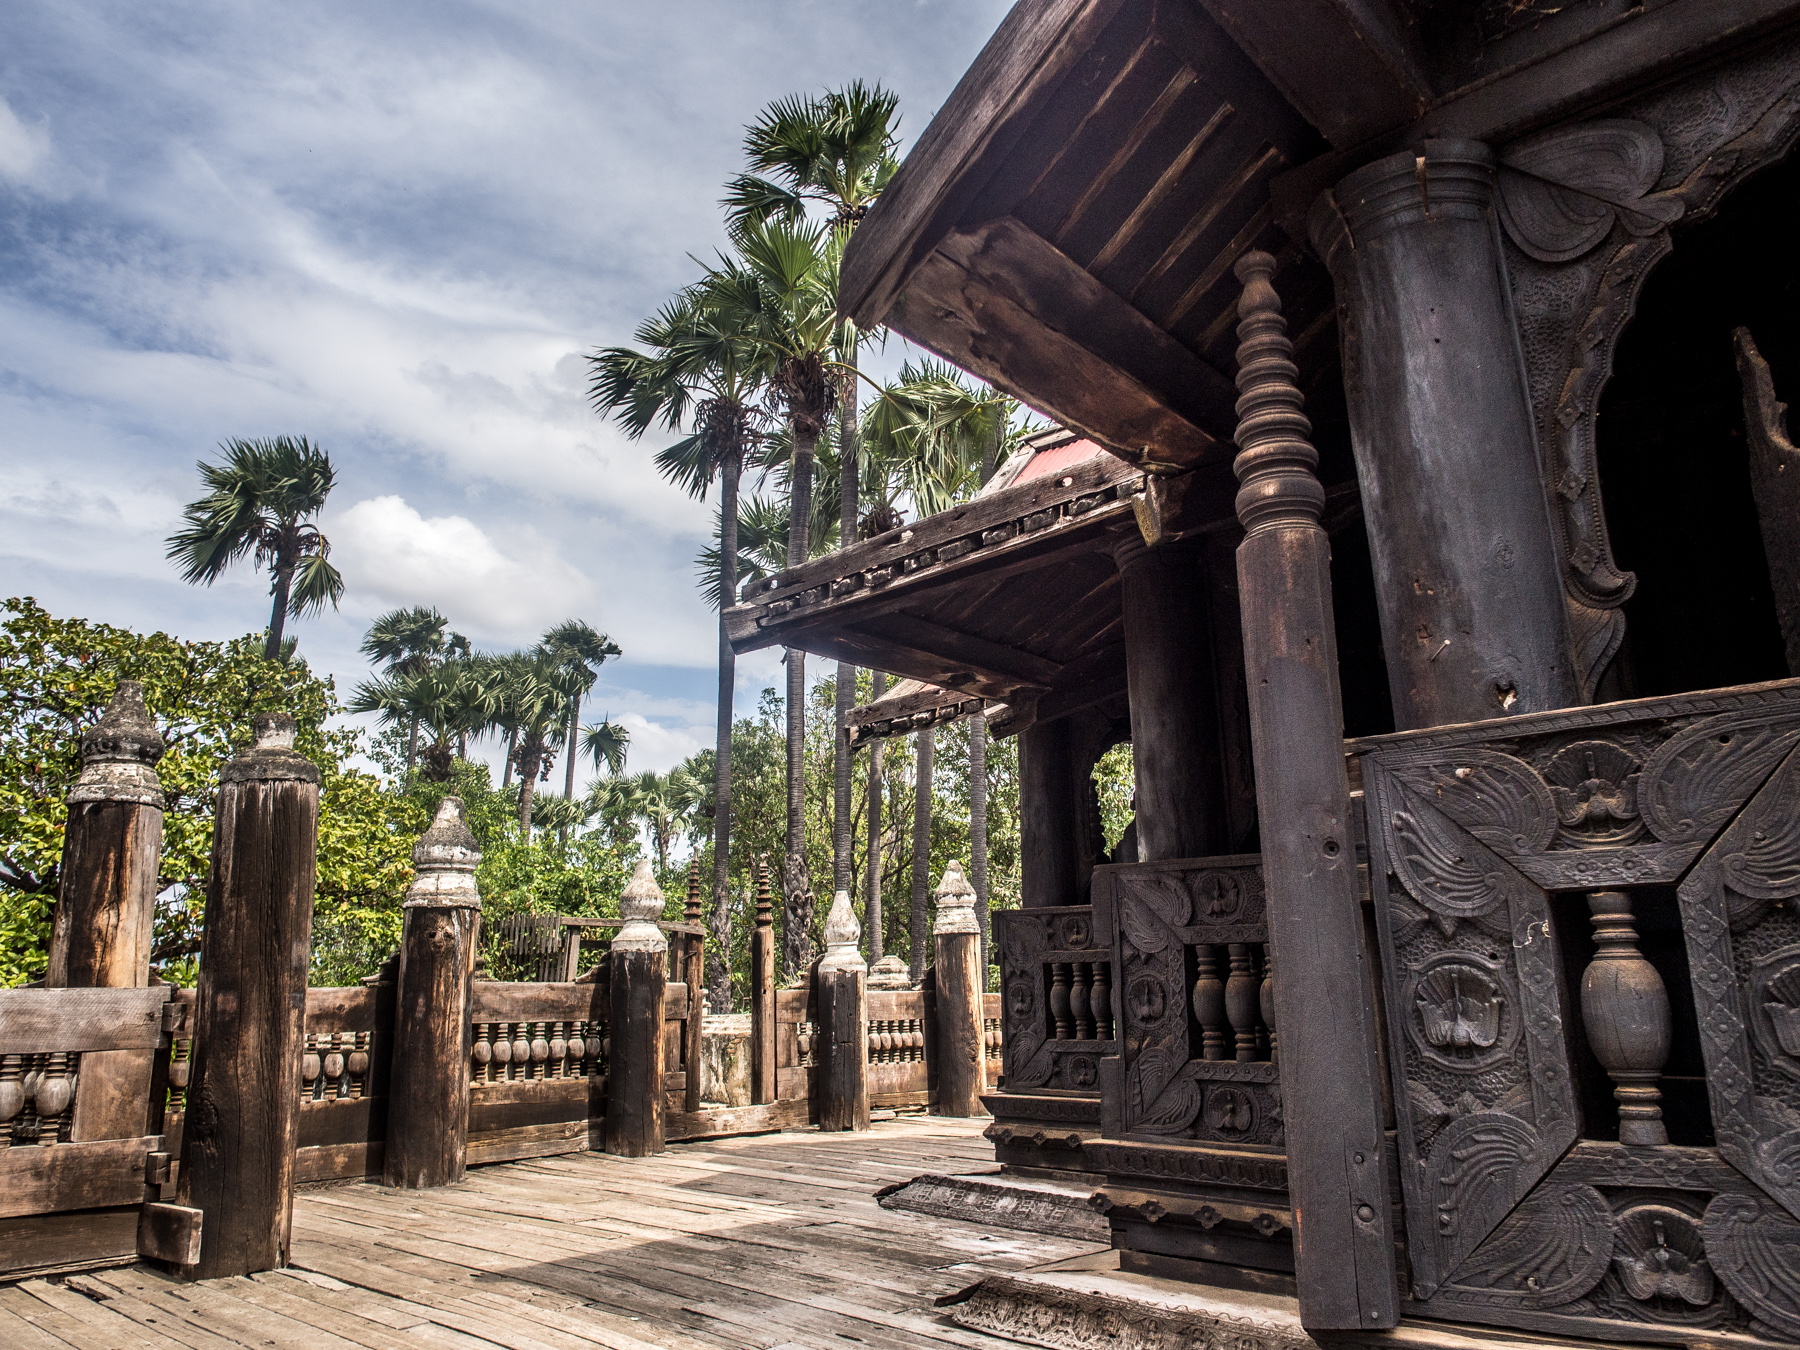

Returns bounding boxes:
[0,1117,1098,1350]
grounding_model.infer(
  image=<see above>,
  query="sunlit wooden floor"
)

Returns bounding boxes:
[0,1117,1096,1350]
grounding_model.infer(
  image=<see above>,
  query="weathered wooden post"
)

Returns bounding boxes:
[49,681,166,1142]
[180,713,318,1279]
[750,858,777,1105]
[605,860,665,1156]
[816,889,868,1132]
[384,797,481,1189]
[931,860,985,1118]
[1018,719,1079,908]
[682,858,704,1114]
[1231,251,1399,1331]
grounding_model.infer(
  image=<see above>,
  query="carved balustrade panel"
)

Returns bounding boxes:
[992,904,1115,1096]
[1097,855,1281,1150]
[1355,677,1800,1344]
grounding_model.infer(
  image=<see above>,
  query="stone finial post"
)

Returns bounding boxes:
[682,858,705,1112]
[750,857,777,1105]
[931,861,987,1118]
[49,682,168,1142]
[385,797,482,1189]
[1231,251,1398,1330]
[180,713,319,1279]
[817,889,869,1132]
[606,860,666,1155]
[868,955,912,990]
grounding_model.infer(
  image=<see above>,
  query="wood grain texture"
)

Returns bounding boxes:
[0,987,170,1054]
[816,970,869,1133]
[931,932,987,1118]
[0,1136,162,1219]
[605,948,665,1157]
[49,800,162,991]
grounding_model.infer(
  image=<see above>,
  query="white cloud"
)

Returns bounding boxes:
[0,96,49,182]
[331,494,592,641]
[614,712,708,775]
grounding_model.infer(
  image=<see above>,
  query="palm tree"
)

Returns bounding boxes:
[580,720,631,777]
[725,83,901,915]
[590,275,764,1014]
[359,606,468,777]
[619,769,704,873]
[165,436,346,659]
[349,657,489,783]
[540,619,622,837]
[491,650,589,834]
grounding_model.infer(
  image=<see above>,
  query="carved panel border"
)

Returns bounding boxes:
[992,905,1115,1095]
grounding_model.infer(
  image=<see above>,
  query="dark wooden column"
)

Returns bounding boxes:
[930,861,986,1118]
[682,858,705,1114]
[605,861,665,1157]
[1231,252,1399,1330]
[49,682,167,1143]
[816,889,869,1132]
[1019,718,1078,908]
[1112,533,1228,861]
[750,858,777,1105]
[384,797,481,1189]
[1311,140,1579,727]
[180,714,318,1279]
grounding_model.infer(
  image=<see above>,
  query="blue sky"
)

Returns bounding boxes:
[0,1,1012,775]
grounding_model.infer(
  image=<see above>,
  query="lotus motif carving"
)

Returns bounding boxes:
[1546,740,1644,844]
[1614,1205,1714,1307]
[1418,965,1505,1052]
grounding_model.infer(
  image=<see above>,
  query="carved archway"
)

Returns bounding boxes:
[1500,35,1800,696]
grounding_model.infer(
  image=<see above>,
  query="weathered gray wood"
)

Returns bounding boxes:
[930,863,987,1119]
[1735,326,1800,677]
[0,1207,140,1281]
[1230,252,1397,1330]
[135,1203,203,1266]
[385,799,481,1190]
[1113,532,1228,859]
[751,862,777,1106]
[469,981,605,1023]
[1020,718,1080,908]
[682,861,705,1115]
[178,714,318,1280]
[0,987,169,1054]
[1310,142,1579,728]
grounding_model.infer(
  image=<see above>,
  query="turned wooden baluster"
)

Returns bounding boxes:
[530,1022,550,1081]
[511,1024,531,1083]
[1091,962,1114,1041]
[36,1052,74,1145]
[1581,890,1670,1147]
[470,1023,490,1085]
[1070,962,1095,1040]
[348,1032,369,1098]
[1050,963,1074,1039]
[302,1037,321,1100]
[324,1032,346,1099]
[0,1054,22,1148]
[1261,945,1278,1066]
[1194,947,1227,1060]
[1250,947,1270,1059]
[1227,944,1260,1062]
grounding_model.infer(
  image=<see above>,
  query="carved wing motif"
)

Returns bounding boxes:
[1387,749,1557,857]
[1417,1111,1553,1299]
[1720,749,1800,901]
[1640,707,1800,844]
[1389,802,1517,919]
[1497,118,1683,263]
[1126,1045,1202,1136]
[1435,1182,1614,1309]
[1703,1191,1800,1339]
[1116,873,1192,956]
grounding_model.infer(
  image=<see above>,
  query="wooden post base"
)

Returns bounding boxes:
[818,968,869,1132]
[606,946,666,1156]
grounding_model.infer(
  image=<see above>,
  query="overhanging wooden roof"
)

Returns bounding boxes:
[844,679,988,749]
[841,0,1800,472]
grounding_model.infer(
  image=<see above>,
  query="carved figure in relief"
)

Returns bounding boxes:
[1613,1206,1714,1307]
[1545,741,1643,844]
[1203,1085,1255,1136]
[1197,871,1242,919]
[1127,975,1165,1025]
[1417,965,1505,1052]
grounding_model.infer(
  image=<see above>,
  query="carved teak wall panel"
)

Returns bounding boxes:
[1357,678,1800,1344]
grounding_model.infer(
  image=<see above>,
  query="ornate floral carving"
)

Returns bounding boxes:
[1545,740,1643,845]
[1704,1191,1800,1339]
[1434,1183,1614,1309]
[1408,954,1517,1071]
[1386,748,1556,857]
[1418,1111,1557,1300]
[1614,1205,1714,1308]
[1750,948,1800,1078]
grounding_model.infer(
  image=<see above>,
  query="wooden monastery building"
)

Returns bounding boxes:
[723,0,1800,1345]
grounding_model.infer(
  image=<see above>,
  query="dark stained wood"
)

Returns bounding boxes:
[605,947,665,1157]
[0,1136,164,1218]
[875,612,1063,688]
[135,1203,203,1266]
[1230,254,1397,1329]
[469,981,607,1023]
[0,1207,140,1282]
[384,905,478,1189]
[1020,718,1081,908]
[751,861,777,1106]
[683,862,706,1115]
[1735,326,1800,677]
[178,715,318,1280]
[0,987,169,1053]
[931,930,986,1118]
[816,969,869,1132]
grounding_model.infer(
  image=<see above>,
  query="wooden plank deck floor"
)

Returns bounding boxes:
[0,1117,1098,1350]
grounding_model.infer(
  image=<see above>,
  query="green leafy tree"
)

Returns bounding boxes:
[165,436,346,660]
[358,607,469,777]
[539,620,622,829]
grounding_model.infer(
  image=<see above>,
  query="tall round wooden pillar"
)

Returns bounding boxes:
[1113,533,1227,860]
[931,861,986,1118]
[1019,718,1078,907]
[606,861,666,1157]
[817,888,870,1132]
[1311,139,1579,727]
[49,681,165,990]
[385,797,482,1189]
[180,714,319,1279]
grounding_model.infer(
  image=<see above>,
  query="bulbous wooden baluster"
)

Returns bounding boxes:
[324,1034,346,1099]
[1227,944,1260,1062]
[302,1035,321,1101]
[1261,945,1278,1066]
[1091,963,1114,1041]
[348,1033,369,1098]
[1193,946,1227,1060]
[1070,962,1094,1040]
[0,1054,22,1149]
[471,1023,492,1085]
[1050,963,1074,1039]
[1582,890,1670,1146]
[37,1052,73,1145]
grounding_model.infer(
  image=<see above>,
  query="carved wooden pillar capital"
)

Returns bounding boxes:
[1231,250,1325,537]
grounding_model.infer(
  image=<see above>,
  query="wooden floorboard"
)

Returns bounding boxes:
[18,1118,1092,1350]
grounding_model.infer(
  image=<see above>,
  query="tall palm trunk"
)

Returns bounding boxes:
[517,738,540,834]
[970,710,989,975]
[709,448,742,1015]
[865,670,885,962]
[908,726,934,984]
[780,431,816,981]
[832,375,860,899]
[561,696,581,844]
[265,557,294,660]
